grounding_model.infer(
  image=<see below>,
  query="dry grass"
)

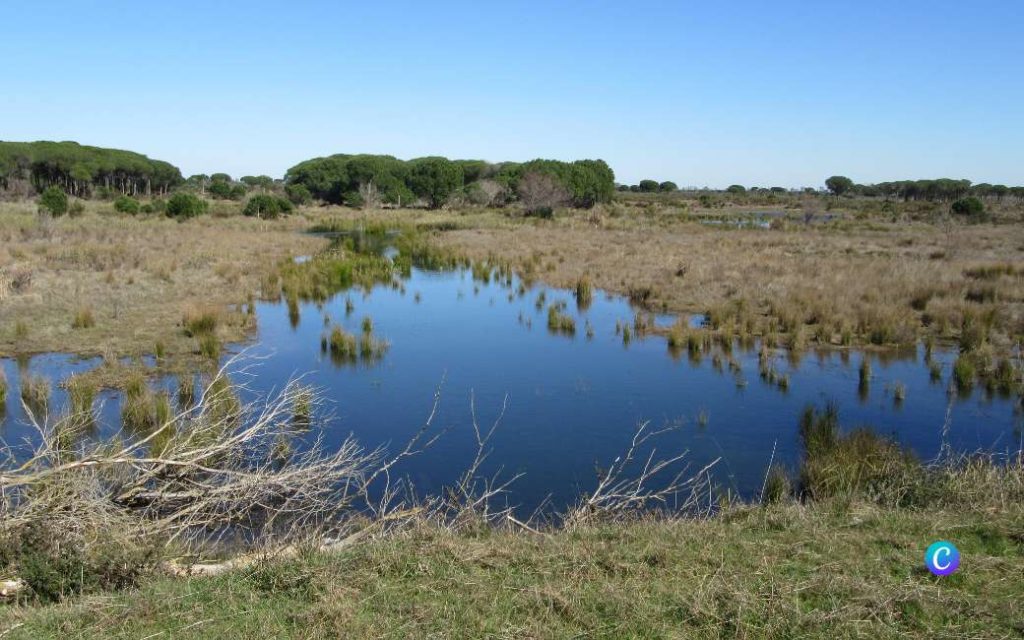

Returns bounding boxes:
[437,211,1024,351]
[0,201,325,367]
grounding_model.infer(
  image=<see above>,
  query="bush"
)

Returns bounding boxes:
[165,193,209,219]
[408,157,464,208]
[951,196,988,222]
[285,183,312,205]
[1,517,156,602]
[243,194,293,219]
[114,195,141,214]
[638,179,660,193]
[38,186,68,216]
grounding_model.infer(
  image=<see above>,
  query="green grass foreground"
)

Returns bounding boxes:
[1,502,1020,639]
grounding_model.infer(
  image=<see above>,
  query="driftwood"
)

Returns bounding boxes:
[0,362,713,601]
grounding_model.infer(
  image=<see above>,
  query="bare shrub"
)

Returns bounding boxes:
[517,172,569,217]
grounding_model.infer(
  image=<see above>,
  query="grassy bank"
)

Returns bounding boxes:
[0,500,1020,639]
[0,201,324,369]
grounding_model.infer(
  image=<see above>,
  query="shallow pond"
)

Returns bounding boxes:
[2,259,1022,513]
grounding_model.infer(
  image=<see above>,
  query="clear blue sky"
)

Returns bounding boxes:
[2,1,1021,188]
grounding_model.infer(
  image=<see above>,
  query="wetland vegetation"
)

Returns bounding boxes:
[1,144,1023,638]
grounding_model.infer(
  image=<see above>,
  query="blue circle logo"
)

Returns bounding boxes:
[924,541,960,576]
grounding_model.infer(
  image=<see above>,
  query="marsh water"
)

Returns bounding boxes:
[2,248,1022,513]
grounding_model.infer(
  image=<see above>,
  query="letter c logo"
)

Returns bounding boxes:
[925,541,959,576]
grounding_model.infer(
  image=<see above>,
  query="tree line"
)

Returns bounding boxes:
[0,141,183,197]
[284,154,615,211]
[825,175,1024,202]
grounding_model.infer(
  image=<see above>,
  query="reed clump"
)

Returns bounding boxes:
[547,302,576,335]
[66,374,97,417]
[20,373,51,416]
[574,275,592,310]
[71,306,96,329]
[952,356,975,393]
[797,404,920,505]
[182,308,219,338]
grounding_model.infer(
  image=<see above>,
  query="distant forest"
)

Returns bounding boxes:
[1,140,1021,209]
[0,141,182,197]
[283,154,616,210]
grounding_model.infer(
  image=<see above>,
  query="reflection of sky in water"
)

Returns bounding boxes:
[2,265,1021,513]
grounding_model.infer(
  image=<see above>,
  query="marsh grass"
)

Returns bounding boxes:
[953,355,975,393]
[20,373,50,416]
[893,381,907,405]
[182,308,219,338]
[65,375,97,418]
[858,358,871,397]
[546,302,576,335]
[71,307,95,329]
[797,404,921,505]
[177,373,196,408]
[292,386,313,427]
[574,275,592,310]
[121,383,159,432]
[198,333,221,363]
[761,464,791,503]
[326,326,358,362]
[323,324,388,364]
[0,369,7,411]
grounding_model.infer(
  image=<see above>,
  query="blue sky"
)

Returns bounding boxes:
[2,1,1021,187]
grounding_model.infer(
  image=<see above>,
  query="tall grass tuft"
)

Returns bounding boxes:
[574,275,593,311]
[66,374,97,417]
[798,404,920,505]
[199,333,221,363]
[762,464,791,504]
[293,385,313,427]
[182,308,219,337]
[858,358,871,399]
[547,302,576,335]
[72,306,96,329]
[20,373,51,416]
[953,356,975,393]
[0,368,7,411]
[122,382,157,432]
[178,373,196,408]
[327,326,358,362]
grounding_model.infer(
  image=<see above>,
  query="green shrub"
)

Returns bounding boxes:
[39,186,68,216]
[114,195,141,214]
[2,519,156,602]
[165,193,208,219]
[285,183,312,205]
[243,194,293,218]
[951,196,988,222]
